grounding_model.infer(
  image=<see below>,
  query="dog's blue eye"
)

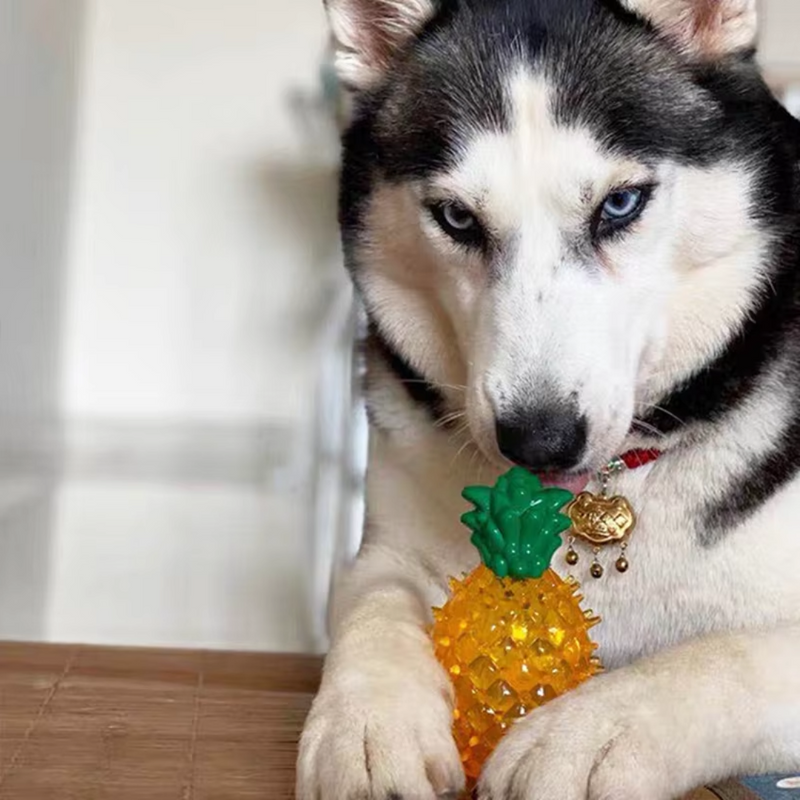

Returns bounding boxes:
[602,188,643,220]
[442,203,476,231]
[428,201,485,247]
[594,185,653,240]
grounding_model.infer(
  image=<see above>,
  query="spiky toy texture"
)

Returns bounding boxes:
[431,468,601,785]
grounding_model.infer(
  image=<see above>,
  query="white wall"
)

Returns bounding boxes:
[46,479,312,651]
[45,0,342,652]
[62,0,340,426]
[0,0,85,640]
[761,0,800,70]
[0,0,83,430]
[0,0,343,652]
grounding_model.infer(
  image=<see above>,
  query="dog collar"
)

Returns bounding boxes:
[564,448,661,580]
[617,448,662,470]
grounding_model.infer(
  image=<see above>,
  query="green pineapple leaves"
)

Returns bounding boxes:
[461,467,574,580]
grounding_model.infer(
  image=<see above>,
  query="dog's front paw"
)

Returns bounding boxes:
[296,655,464,800]
[478,676,674,800]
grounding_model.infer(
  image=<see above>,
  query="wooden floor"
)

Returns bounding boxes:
[0,643,753,800]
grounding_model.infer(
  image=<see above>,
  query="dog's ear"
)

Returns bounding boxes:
[324,0,436,89]
[619,0,757,58]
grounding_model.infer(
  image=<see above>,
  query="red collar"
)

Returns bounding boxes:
[619,448,662,470]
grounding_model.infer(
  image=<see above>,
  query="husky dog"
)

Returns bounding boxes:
[297,1,800,797]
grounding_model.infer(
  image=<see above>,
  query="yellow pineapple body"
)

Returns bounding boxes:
[432,564,600,784]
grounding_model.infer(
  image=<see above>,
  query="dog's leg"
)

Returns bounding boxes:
[296,435,473,800]
[479,624,800,800]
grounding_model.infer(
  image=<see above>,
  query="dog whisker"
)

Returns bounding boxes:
[451,436,478,469]
[448,422,472,443]
[639,402,687,429]
[631,417,667,439]
[435,410,467,430]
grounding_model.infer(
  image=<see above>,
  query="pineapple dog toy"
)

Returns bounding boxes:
[431,467,602,786]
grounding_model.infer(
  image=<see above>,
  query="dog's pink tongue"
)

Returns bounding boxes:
[538,473,590,495]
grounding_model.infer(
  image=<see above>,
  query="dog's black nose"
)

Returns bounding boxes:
[495,406,587,473]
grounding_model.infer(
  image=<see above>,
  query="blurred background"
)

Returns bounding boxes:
[0,0,798,657]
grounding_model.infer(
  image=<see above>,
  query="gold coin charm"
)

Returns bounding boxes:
[567,492,637,547]
[565,457,642,579]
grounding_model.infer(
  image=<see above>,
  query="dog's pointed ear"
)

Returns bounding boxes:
[619,0,757,58]
[325,0,436,89]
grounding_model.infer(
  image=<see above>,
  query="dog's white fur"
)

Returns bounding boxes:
[298,1,800,798]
